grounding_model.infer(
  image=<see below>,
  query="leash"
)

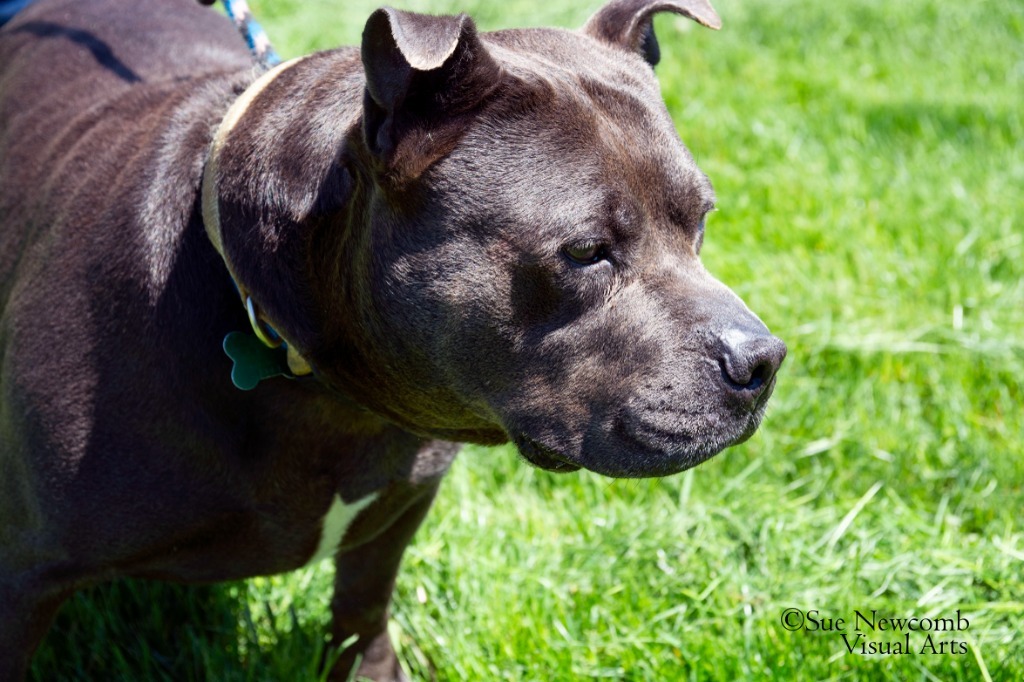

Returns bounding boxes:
[221,0,281,68]
[199,0,282,69]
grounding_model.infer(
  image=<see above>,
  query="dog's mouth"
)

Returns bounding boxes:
[514,436,582,473]
[511,386,775,478]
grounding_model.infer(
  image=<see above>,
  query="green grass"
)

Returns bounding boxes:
[30,0,1024,679]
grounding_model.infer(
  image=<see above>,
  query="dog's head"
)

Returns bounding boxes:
[213,0,785,478]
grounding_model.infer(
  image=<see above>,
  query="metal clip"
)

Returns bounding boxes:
[245,295,283,348]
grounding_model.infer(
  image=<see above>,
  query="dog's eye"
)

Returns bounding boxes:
[563,240,608,266]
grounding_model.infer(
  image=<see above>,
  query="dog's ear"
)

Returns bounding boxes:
[583,0,721,67]
[361,7,501,176]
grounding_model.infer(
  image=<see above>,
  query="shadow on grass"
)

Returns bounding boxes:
[30,578,329,681]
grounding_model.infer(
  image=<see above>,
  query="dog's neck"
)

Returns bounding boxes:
[202,56,314,384]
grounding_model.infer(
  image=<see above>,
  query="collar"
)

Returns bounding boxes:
[202,56,314,389]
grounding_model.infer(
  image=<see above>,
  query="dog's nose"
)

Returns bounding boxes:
[719,331,787,393]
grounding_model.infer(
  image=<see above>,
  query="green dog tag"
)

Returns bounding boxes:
[223,331,291,390]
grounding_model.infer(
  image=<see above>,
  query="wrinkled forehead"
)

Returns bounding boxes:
[450,27,714,223]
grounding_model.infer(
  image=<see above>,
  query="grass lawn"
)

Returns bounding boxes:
[30,0,1024,679]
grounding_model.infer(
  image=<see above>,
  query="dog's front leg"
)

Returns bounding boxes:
[0,575,73,680]
[327,481,441,682]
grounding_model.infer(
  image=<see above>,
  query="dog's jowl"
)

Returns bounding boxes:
[0,0,785,678]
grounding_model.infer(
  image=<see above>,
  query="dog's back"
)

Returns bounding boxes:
[0,0,250,285]
[0,0,255,445]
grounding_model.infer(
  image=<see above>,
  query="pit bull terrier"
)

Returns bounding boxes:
[0,0,785,678]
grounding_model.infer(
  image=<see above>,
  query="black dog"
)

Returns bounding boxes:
[0,0,784,678]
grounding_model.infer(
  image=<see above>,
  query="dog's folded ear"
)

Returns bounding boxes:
[361,7,502,177]
[583,0,721,67]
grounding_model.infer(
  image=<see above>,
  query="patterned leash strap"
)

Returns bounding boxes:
[219,0,282,69]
